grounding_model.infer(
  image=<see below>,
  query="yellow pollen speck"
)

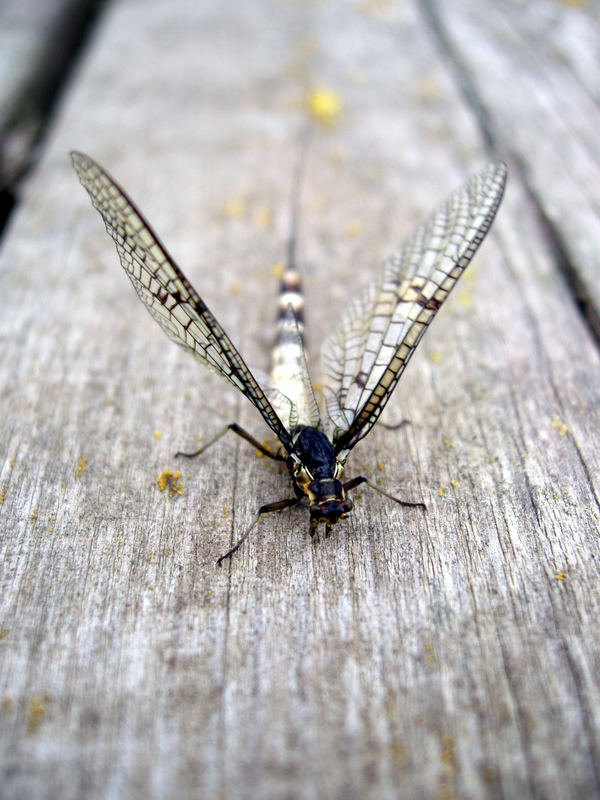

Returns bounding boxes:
[443,437,455,449]
[0,486,7,505]
[270,261,285,279]
[306,87,342,125]
[357,0,395,14]
[416,76,441,102]
[551,415,568,436]
[259,439,274,458]
[154,430,162,439]
[428,351,443,364]
[376,460,384,471]
[230,281,242,295]
[344,220,362,237]
[457,287,473,308]
[440,735,455,766]
[254,205,273,228]
[555,571,566,581]
[223,197,245,218]
[439,488,444,497]
[0,628,8,639]
[156,469,184,498]
[328,148,346,165]
[450,479,458,487]
[75,457,87,478]
[424,640,436,665]
[30,508,38,524]
[223,506,229,519]
[27,695,51,733]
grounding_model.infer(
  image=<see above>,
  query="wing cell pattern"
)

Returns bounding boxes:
[71,151,293,451]
[321,162,507,456]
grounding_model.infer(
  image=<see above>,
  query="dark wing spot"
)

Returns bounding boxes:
[354,371,368,388]
[410,286,441,311]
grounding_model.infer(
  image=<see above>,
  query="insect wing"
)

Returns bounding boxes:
[71,151,293,451]
[321,161,507,457]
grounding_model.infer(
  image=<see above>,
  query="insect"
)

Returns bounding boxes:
[72,149,507,565]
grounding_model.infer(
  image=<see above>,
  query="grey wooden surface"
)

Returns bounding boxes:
[1,1,599,798]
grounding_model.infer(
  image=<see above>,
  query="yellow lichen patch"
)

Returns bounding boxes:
[428,351,443,364]
[306,87,342,126]
[153,430,162,439]
[376,460,384,472]
[75,457,87,478]
[29,508,38,525]
[223,197,245,218]
[0,485,7,505]
[0,628,8,639]
[555,571,566,582]
[442,437,455,450]
[439,488,444,497]
[551,415,568,436]
[156,469,184,498]
[450,479,458,487]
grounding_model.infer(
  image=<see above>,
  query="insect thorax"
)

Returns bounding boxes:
[287,427,352,526]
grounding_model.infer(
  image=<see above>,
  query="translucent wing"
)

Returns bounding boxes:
[71,151,293,452]
[321,162,507,458]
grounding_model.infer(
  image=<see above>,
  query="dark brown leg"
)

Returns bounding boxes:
[343,475,426,512]
[176,422,285,461]
[216,496,301,567]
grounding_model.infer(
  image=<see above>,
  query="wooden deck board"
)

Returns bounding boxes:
[1,1,599,798]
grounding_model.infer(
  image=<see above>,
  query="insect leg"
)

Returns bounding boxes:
[175,423,286,462]
[216,496,302,566]
[343,476,427,512]
[379,419,411,431]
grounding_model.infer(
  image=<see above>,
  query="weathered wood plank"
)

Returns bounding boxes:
[1,1,599,798]
[425,0,600,333]
[0,0,101,191]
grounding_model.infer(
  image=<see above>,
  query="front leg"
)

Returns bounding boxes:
[217,496,302,566]
[343,475,426,512]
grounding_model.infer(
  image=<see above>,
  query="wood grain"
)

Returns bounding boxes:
[1,1,599,798]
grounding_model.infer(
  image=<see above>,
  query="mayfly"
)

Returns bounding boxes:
[72,149,507,565]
